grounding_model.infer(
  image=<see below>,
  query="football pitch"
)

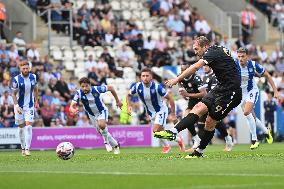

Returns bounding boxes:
[0,143,284,189]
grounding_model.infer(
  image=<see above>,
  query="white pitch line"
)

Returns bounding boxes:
[184,182,284,189]
[0,170,284,178]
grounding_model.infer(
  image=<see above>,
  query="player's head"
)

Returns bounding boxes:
[193,36,210,57]
[79,77,91,94]
[204,65,212,74]
[140,68,153,85]
[237,47,249,66]
[19,61,30,77]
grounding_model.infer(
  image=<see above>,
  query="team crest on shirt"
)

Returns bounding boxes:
[12,81,17,88]
[139,90,142,93]
[249,68,253,72]
[187,83,192,87]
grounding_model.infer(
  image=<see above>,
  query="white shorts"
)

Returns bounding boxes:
[151,109,168,127]
[89,110,109,125]
[242,88,259,105]
[14,106,35,125]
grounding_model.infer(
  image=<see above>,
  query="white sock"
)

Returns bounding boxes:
[192,134,201,141]
[100,127,109,144]
[18,127,25,150]
[107,133,118,147]
[24,125,32,150]
[196,148,204,153]
[160,139,169,147]
[255,118,268,134]
[246,113,257,141]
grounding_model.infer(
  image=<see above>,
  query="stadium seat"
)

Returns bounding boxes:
[51,49,63,61]
[106,78,115,85]
[129,1,138,10]
[76,61,85,69]
[110,0,120,11]
[151,30,160,40]
[135,20,144,30]
[85,50,96,59]
[72,45,83,51]
[83,46,94,51]
[76,0,86,9]
[74,49,85,60]
[63,49,74,60]
[144,20,154,30]
[159,30,168,38]
[64,60,75,71]
[121,1,129,9]
[141,10,150,20]
[122,10,132,20]
[86,0,95,9]
[132,10,141,20]
[50,45,60,51]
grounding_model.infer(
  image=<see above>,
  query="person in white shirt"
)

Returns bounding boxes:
[8,45,19,61]
[117,46,131,67]
[0,90,13,106]
[271,46,283,64]
[85,54,97,72]
[144,36,156,50]
[12,31,26,55]
[194,15,211,35]
[27,43,40,63]
[160,0,173,16]
[257,46,268,63]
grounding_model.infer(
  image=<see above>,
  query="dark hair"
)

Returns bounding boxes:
[79,77,91,85]
[141,67,152,74]
[194,36,210,47]
[237,47,248,55]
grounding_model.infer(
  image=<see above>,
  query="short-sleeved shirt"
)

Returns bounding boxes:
[129,81,168,117]
[11,73,37,108]
[202,45,241,90]
[72,86,108,116]
[180,74,205,95]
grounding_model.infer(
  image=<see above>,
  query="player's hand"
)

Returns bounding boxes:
[274,91,280,101]
[116,100,123,109]
[165,78,179,88]
[15,104,23,114]
[179,89,189,98]
[127,106,132,115]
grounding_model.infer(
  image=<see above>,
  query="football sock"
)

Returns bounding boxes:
[160,139,170,147]
[198,130,215,150]
[100,127,110,144]
[25,125,32,150]
[246,113,257,141]
[197,123,205,138]
[215,121,228,138]
[174,113,199,133]
[18,127,25,149]
[255,118,268,134]
[107,133,118,147]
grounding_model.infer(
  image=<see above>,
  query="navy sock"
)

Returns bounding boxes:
[175,113,199,134]
[198,130,215,150]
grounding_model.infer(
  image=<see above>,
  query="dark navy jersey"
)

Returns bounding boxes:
[202,45,241,90]
[264,100,277,120]
[203,72,218,92]
[180,74,204,94]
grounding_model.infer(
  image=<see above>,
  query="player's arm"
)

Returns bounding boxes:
[187,87,207,98]
[164,91,176,119]
[34,85,39,108]
[262,71,279,100]
[126,84,137,115]
[69,91,79,114]
[165,59,205,87]
[11,78,22,114]
[107,85,122,109]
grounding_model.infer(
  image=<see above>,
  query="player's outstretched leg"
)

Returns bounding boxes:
[255,117,273,144]
[18,125,26,156]
[245,113,259,150]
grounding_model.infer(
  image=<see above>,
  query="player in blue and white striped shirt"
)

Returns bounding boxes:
[236,48,279,149]
[126,68,185,153]
[11,61,39,156]
[69,77,122,154]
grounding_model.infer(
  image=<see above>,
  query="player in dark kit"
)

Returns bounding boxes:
[203,65,233,152]
[178,64,206,149]
[154,36,242,158]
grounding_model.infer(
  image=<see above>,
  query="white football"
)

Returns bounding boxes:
[56,142,75,160]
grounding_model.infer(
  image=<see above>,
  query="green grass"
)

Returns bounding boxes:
[1,143,284,189]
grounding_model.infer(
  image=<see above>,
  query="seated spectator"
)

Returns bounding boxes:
[160,0,173,17]
[144,36,156,51]
[37,75,49,95]
[27,43,40,65]
[179,3,192,26]
[194,15,211,36]
[55,77,71,101]
[12,31,26,56]
[0,44,10,66]
[48,78,57,92]
[258,46,269,63]
[220,36,231,50]
[41,88,54,105]
[8,44,20,63]
[1,102,14,124]
[67,76,78,94]
[51,90,62,107]
[101,14,111,32]
[40,99,56,127]
[271,46,283,65]
[0,90,13,106]
[88,66,101,85]
[235,35,246,48]
[155,37,168,52]
[0,79,9,96]
[76,115,91,127]
[166,15,185,36]
[85,54,97,72]
[117,46,132,67]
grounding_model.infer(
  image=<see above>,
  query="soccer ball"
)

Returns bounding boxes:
[56,142,75,160]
